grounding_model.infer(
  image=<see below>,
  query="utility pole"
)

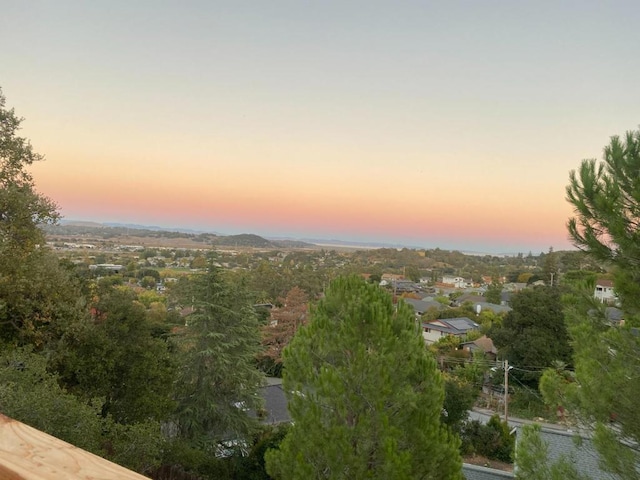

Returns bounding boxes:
[504,359,509,423]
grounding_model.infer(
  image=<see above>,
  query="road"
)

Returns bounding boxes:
[469,407,571,432]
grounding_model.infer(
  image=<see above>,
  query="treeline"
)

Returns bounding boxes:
[0,89,283,479]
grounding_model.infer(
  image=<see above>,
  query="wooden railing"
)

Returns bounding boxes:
[0,414,150,479]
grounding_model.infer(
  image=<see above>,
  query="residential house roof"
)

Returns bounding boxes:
[457,294,486,304]
[258,378,291,425]
[462,463,514,480]
[423,317,480,335]
[460,335,498,357]
[474,302,512,315]
[605,306,623,324]
[532,426,627,480]
[403,298,444,315]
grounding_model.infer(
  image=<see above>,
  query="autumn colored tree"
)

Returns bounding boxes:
[258,286,308,376]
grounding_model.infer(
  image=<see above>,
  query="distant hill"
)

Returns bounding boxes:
[211,233,274,248]
[48,221,316,249]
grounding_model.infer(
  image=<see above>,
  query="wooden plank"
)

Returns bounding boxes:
[0,414,150,480]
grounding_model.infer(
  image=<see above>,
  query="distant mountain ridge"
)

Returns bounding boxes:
[55,220,316,249]
[56,219,520,255]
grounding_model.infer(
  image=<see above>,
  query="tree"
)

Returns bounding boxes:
[173,263,265,449]
[0,248,86,347]
[542,247,559,286]
[489,286,571,387]
[484,280,503,304]
[0,88,76,347]
[564,128,640,479]
[0,346,165,474]
[567,128,640,314]
[265,275,462,479]
[0,88,58,265]
[258,286,308,376]
[55,287,176,424]
[441,374,478,431]
[515,424,586,480]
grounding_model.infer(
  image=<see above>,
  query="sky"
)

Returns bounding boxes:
[3,1,640,254]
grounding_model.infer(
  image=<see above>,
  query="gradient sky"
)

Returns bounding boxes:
[3,1,640,253]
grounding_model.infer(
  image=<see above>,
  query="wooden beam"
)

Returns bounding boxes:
[0,414,150,480]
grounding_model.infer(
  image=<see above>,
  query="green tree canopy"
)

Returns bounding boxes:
[173,263,265,449]
[564,127,640,479]
[484,280,503,305]
[567,128,640,314]
[54,287,177,424]
[0,88,58,263]
[266,275,462,479]
[489,286,571,387]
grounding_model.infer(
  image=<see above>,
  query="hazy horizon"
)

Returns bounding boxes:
[4,1,640,255]
[58,217,568,255]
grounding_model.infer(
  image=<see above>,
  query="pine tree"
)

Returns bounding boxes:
[564,128,640,479]
[566,128,640,315]
[265,275,462,480]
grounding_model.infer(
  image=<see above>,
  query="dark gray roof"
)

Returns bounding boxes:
[259,378,291,425]
[423,317,480,335]
[462,463,514,479]
[605,307,623,324]
[532,427,628,480]
[403,298,444,314]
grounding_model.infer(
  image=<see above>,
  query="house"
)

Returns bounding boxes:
[381,273,404,282]
[459,335,498,361]
[422,317,480,344]
[473,302,512,315]
[403,298,445,317]
[594,279,616,304]
[256,377,291,425]
[442,275,471,288]
[462,464,514,479]
[521,425,635,480]
[605,306,624,325]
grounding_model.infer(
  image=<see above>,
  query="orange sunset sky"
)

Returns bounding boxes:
[3,1,640,253]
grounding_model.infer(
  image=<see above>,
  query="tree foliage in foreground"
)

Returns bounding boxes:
[0,346,165,474]
[266,275,462,479]
[567,128,640,315]
[564,128,640,479]
[515,424,587,480]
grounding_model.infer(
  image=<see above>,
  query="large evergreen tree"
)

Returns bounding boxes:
[567,128,640,315]
[173,264,265,449]
[265,275,462,480]
[563,128,640,479]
